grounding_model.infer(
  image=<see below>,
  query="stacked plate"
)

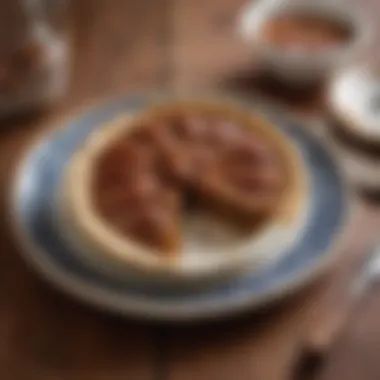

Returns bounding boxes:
[328,64,380,192]
[11,93,348,321]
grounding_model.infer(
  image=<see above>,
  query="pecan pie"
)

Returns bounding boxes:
[62,100,305,264]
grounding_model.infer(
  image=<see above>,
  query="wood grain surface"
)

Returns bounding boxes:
[1,0,380,379]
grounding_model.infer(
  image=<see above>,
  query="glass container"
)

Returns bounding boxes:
[0,0,70,116]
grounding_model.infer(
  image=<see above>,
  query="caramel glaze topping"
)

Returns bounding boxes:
[261,14,352,52]
[91,111,287,255]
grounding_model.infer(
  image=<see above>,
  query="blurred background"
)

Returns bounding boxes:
[2,0,380,379]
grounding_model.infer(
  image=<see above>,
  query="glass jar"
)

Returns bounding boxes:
[0,0,70,116]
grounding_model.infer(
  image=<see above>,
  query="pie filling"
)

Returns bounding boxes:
[91,107,290,256]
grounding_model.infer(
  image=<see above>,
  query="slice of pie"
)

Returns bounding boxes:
[65,116,184,256]
[61,99,307,280]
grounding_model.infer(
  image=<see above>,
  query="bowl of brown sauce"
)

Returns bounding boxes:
[239,0,372,84]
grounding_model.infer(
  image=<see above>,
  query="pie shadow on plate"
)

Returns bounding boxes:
[10,94,348,322]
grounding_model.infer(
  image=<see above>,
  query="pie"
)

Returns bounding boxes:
[61,99,307,279]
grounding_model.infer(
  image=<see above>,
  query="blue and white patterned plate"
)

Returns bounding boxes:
[11,94,348,321]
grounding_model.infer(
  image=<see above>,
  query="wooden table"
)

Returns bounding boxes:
[2,0,380,379]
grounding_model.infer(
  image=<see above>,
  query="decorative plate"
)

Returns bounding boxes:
[11,94,348,321]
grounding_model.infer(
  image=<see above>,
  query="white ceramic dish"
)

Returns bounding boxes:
[59,100,309,287]
[329,64,380,143]
[238,0,372,84]
[328,64,380,189]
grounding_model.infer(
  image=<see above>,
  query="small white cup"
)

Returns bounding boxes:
[238,0,372,84]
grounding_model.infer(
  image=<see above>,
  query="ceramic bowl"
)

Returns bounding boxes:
[238,0,372,84]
